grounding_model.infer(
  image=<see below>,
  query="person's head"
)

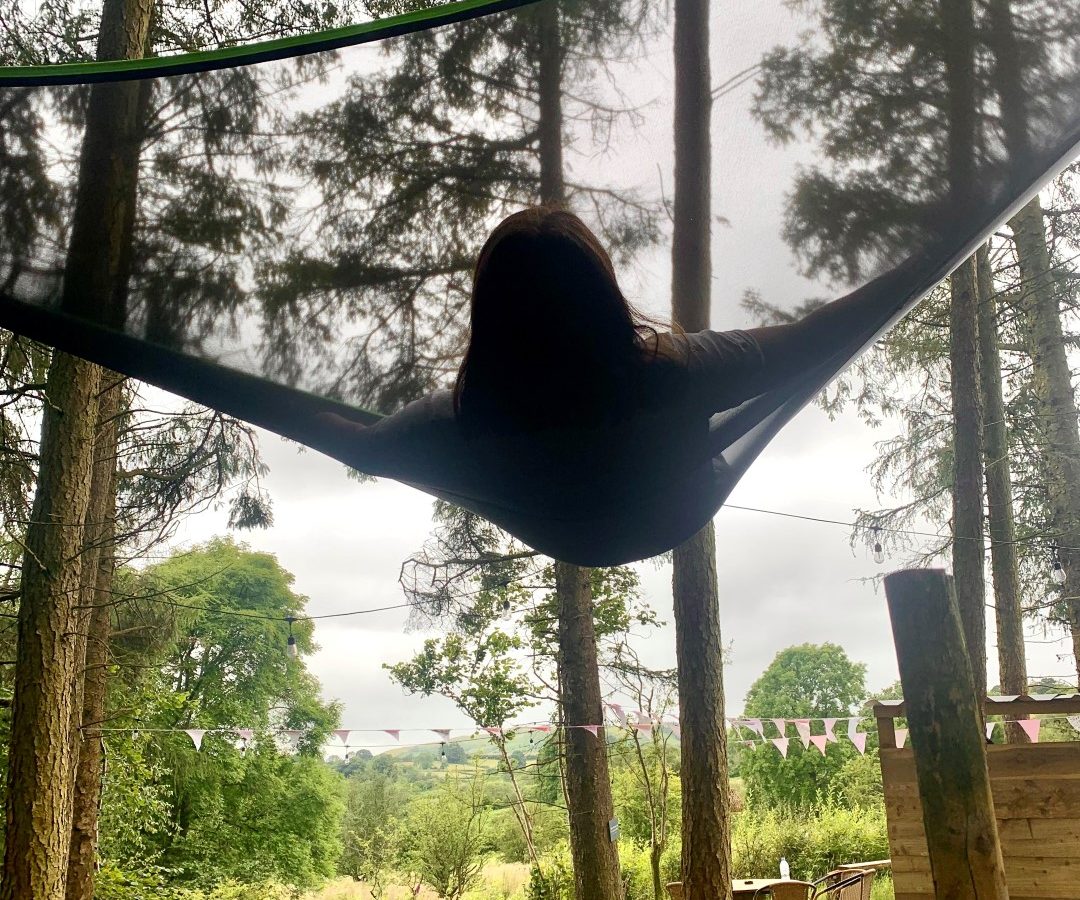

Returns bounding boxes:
[454,206,659,431]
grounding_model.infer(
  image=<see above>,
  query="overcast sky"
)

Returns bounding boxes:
[158,0,1076,753]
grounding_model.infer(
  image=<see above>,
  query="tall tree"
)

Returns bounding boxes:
[0,0,151,894]
[942,0,988,698]
[976,244,1028,735]
[669,0,732,896]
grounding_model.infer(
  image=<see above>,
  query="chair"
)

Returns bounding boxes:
[811,869,874,899]
[752,881,815,899]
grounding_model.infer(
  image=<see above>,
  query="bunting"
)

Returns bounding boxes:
[895,728,908,749]
[771,737,789,758]
[794,719,812,749]
[809,734,828,755]
[1018,719,1041,743]
[185,729,206,751]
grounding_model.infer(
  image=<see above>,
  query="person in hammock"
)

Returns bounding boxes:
[310,205,910,566]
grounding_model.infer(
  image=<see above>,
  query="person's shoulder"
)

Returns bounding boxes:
[680,328,764,370]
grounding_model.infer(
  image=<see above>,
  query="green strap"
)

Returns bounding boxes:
[0,0,542,85]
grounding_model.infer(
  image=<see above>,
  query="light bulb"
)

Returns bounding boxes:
[873,542,885,565]
[440,743,447,760]
[1052,560,1067,585]
[287,634,298,659]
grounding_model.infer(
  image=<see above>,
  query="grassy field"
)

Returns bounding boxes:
[311,863,530,900]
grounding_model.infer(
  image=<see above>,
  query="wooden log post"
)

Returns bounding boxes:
[883,569,1009,900]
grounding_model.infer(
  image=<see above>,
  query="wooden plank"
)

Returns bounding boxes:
[889,815,1080,843]
[874,695,1080,718]
[891,857,1080,899]
[880,742,1080,783]
[886,777,1080,820]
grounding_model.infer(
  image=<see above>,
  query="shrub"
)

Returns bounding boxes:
[730,803,889,881]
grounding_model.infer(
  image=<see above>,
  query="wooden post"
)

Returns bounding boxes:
[884,569,1009,900]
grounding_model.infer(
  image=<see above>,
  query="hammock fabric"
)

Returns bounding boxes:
[1,0,1079,565]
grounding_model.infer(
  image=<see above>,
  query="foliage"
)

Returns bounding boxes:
[741,644,868,809]
[400,772,490,900]
[339,771,410,896]
[729,803,889,883]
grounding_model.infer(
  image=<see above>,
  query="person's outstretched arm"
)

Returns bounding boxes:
[744,259,921,395]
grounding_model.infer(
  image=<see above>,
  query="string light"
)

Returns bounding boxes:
[286,616,298,659]
[872,527,885,565]
[1052,549,1067,586]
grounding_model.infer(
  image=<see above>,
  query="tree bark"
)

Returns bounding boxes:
[1,2,150,896]
[988,0,1080,682]
[66,381,122,900]
[975,247,1028,739]
[942,0,987,699]
[1010,196,1080,682]
[536,5,621,898]
[671,0,732,897]
[556,564,623,900]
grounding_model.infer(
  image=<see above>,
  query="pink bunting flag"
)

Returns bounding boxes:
[484,726,503,737]
[744,718,764,736]
[606,703,627,725]
[334,729,351,744]
[794,719,812,749]
[1018,718,1041,743]
[895,728,908,749]
[985,721,997,742]
[772,738,789,758]
[237,729,254,741]
[810,734,828,755]
[528,724,552,733]
[578,725,600,737]
[432,729,451,741]
[846,718,866,754]
[823,718,838,743]
[1067,715,1080,734]
[185,729,206,751]
[771,718,786,736]
[384,730,400,741]
[634,722,653,732]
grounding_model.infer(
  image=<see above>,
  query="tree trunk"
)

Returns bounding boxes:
[671,0,732,897]
[949,258,987,697]
[975,247,1028,739]
[0,2,150,896]
[66,380,122,900]
[942,0,987,699]
[987,0,1080,683]
[1010,196,1080,682]
[536,5,621,898]
[556,564,623,900]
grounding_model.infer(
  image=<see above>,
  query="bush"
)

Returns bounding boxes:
[93,867,298,900]
[730,803,889,882]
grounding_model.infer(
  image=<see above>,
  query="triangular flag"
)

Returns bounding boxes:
[823,718,838,743]
[810,734,828,755]
[896,728,908,749]
[528,724,552,733]
[745,718,764,736]
[771,737,789,757]
[1067,715,1080,733]
[237,729,253,741]
[985,721,997,742]
[432,729,451,741]
[1018,719,1041,743]
[846,718,867,754]
[384,729,400,741]
[484,726,503,737]
[771,718,786,736]
[185,729,206,751]
[606,703,627,725]
[794,719,812,749]
[334,729,351,744]
[634,722,653,732]
[579,725,599,737]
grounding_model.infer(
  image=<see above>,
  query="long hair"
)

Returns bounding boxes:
[454,207,665,433]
